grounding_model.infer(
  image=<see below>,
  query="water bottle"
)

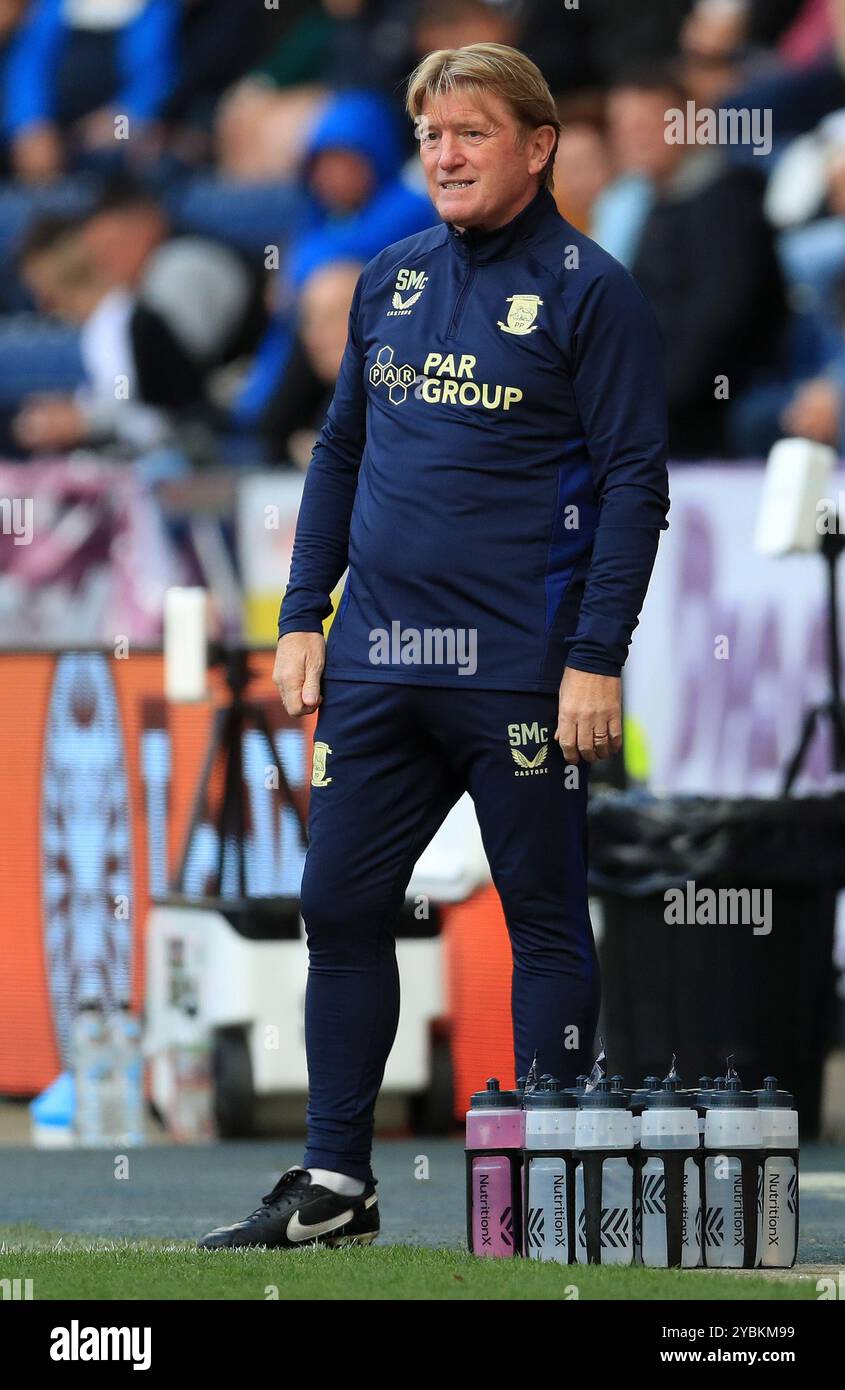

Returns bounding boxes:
[628,1075,659,1264]
[703,1076,762,1268]
[71,1002,109,1147]
[465,1079,524,1257]
[639,1077,702,1268]
[574,1077,636,1265]
[166,1003,215,1143]
[693,1076,714,1143]
[754,1077,799,1268]
[110,1003,145,1146]
[630,1076,661,1146]
[523,1078,577,1262]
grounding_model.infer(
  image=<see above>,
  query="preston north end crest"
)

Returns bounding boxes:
[311,740,333,787]
[498,294,543,335]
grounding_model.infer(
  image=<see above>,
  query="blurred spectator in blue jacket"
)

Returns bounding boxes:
[233,87,435,427]
[3,0,180,184]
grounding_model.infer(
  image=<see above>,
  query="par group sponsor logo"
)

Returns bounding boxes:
[369,344,523,412]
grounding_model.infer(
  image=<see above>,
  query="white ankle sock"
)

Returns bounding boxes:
[307,1167,365,1197]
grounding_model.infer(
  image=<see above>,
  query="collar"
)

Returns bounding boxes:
[445,184,557,263]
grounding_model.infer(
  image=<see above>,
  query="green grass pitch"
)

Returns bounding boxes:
[0,1227,817,1301]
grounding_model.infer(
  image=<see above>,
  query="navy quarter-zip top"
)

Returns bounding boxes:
[278,184,670,690]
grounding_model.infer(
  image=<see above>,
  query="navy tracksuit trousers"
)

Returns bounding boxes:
[300,678,600,1183]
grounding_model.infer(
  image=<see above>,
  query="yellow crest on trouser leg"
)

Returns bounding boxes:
[311,741,333,787]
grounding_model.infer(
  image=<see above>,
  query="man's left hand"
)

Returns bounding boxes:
[555,667,622,764]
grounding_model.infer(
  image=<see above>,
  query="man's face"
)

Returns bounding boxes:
[607,88,685,181]
[82,207,165,287]
[417,87,553,232]
[22,243,99,324]
[300,262,363,384]
[308,149,375,212]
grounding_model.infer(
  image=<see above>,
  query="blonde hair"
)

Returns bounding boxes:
[405,42,561,191]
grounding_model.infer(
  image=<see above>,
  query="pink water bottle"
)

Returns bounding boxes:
[465,1078,524,1257]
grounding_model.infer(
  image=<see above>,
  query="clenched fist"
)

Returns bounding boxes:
[273,632,326,716]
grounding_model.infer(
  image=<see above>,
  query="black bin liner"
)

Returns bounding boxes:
[587,791,845,1138]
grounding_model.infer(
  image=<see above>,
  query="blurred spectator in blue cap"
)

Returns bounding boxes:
[233,87,434,428]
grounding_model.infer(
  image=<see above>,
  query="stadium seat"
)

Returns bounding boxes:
[0,317,85,407]
[164,178,307,257]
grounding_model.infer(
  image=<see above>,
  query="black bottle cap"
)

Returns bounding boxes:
[630,1075,660,1110]
[647,1076,696,1109]
[707,1076,757,1108]
[524,1077,577,1110]
[694,1077,715,1110]
[470,1077,521,1110]
[753,1076,794,1109]
[564,1073,590,1095]
[578,1077,630,1109]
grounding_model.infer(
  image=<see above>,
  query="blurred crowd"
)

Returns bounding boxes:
[3,0,845,466]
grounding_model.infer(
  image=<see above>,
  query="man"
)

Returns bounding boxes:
[262,259,365,469]
[605,69,786,457]
[13,188,266,454]
[80,184,266,408]
[14,213,172,454]
[199,41,669,1251]
[231,87,435,428]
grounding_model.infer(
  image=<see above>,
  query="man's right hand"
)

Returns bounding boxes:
[273,632,326,716]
